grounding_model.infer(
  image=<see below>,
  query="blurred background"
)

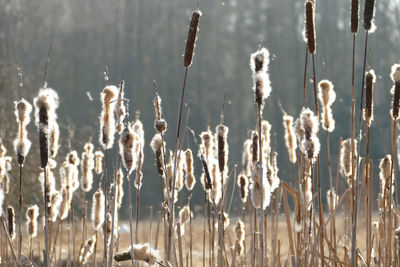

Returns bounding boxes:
[0,0,399,218]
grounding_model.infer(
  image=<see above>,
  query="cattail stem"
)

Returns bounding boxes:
[316,157,325,267]
[135,188,140,244]
[189,192,193,267]
[202,192,206,267]
[17,164,22,266]
[257,103,265,267]
[1,218,17,263]
[389,119,396,264]
[103,149,108,266]
[302,47,309,109]
[92,230,97,267]
[127,173,135,267]
[312,54,319,118]
[43,168,50,267]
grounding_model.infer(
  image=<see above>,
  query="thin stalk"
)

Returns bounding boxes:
[128,172,136,267]
[135,188,141,244]
[365,123,371,266]
[317,156,325,267]
[257,102,264,267]
[59,220,63,267]
[1,217,17,263]
[17,164,22,266]
[43,168,50,267]
[311,54,319,118]
[388,120,396,264]
[189,192,193,267]
[103,149,108,266]
[302,46,309,109]
[92,230,98,267]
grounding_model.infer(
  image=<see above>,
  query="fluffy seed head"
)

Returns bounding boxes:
[364,70,376,126]
[199,130,214,164]
[351,0,359,33]
[150,134,165,177]
[130,243,160,265]
[250,164,271,210]
[363,0,376,31]
[305,1,316,54]
[184,10,202,68]
[153,93,163,121]
[318,80,336,132]
[340,139,358,179]
[81,148,95,192]
[116,168,124,208]
[26,205,39,237]
[234,220,245,256]
[119,125,138,174]
[59,187,69,220]
[326,189,338,211]
[91,189,105,230]
[283,115,297,163]
[251,131,259,164]
[49,121,60,158]
[134,145,144,190]
[237,173,249,203]
[94,151,104,175]
[116,85,126,133]
[49,191,62,222]
[242,139,252,176]
[7,206,15,240]
[216,124,229,181]
[79,235,96,264]
[99,85,118,149]
[250,47,270,74]
[185,149,196,191]
[13,98,32,164]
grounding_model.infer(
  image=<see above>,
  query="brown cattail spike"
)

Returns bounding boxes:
[305,1,316,54]
[351,0,359,33]
[364,0,376,31]
[7,206,15,240]
[391,64,400,120]
[364,70,376,127]
[184,10,202,68]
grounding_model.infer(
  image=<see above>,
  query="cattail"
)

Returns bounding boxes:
[119,125,138,174]
[251,131,258,164]
[26,205,39,237]
[209,161,222,204]
[378,155,393,210]
[391,64,400,120]
[60,161,76,202]
[133,118,145,147]
[234,220,245,256]
[351,0,359,33]
[4,156,11,172]
[326,189,339,210]
[134,145,144,190]
[114,243,160,265]
[153,93,167,133]
[67,150,80,166]
[250,164,271,210]
[340,139,358,181]
[116,84,126,134]
[221,212,230,229]
[237,173,249,203]
[318,80,336,132]
[49,121,60,158]
[7,206,15,240]
[59,186,69,220]
[150,134,165,177]
[250,47,270,74]
[304,165,313,210]
[175,150,186,192]
[294,118,305,142]
[104,212,112,245]
[13,98,32,165]
[177,205,192,236]
[261,120,272,158]
[49,191,61,222]
[81,143,95,192]
[91,189,105,230]
[305,1,316,54]
[216,124,229,181]
[242,139,252,176]
[363,0,376,32]
[116,168,124,208]
[283,115,297,163]
[34,88,59,168]
[184,10,202,68]
[1,172,10,194]
[270,152,280,192]
[184,149,196,191]
[199,130,214,164]
[94,151,104,175]
[99,85,119,149]
[79,235,96,264]
[39,163,56,200]
[364,70,376,126]
[299,108,320,162]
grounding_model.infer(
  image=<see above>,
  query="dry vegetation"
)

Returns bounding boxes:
[2,0,400,266]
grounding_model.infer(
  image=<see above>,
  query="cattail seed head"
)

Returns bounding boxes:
[99,85,118,150]
[298,108,320,162]
[34,88,59,168]
[79,235,96,264]
[116,85,126,134]
[184,149,196,191]
[391,64,400,120]
[283,115,297,163]
[340,139,358,179]
[364,0,376,31]
[250,164,271,210]
[94,151,104,175]
[250,47,270,74]
[7,206,15,240]
[116,243,160,265]
[66,150,80,166]
[234,220,245,256]
[153,93,163,121]
[199,130,214,164]
[270,152,280,192]
[81,145,95,192]
[318,80,336,132]
[150,134,165,177]
[351,0,359,33]
[116,168,124,208]
[184,10,202,68]
[216,124,229,181]
[305,1,316,54]
[242,139,252,176]
[91,189,105,230]
[26,205,39,237]
[49,121,60,158]
[119,125,138,174]
[326,189,338,211]
[237,173,249,204]
[13,98,32,165]
[261,120,272,158]
[59,186,69,220]
[49,191,61,222]
[364,70,376,126]
[209,161,222,204]
[134,145,144,190]
[251,131,258,164]
[1,173,10,194]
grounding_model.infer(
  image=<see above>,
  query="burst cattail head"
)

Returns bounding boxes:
[340,138,358,179]
[4,157,11,172]
[237,173,249,203]
[153,93,162,121]
[116,243,160,265]
[283,115,297,163]
[184,149,196,191]
[1,172,10,194]
[81,147,95,192]
[199,130,214,163]
[150,134,165,177]
[250,164,271,210]
[94,151,104,175]
[299,108,319,138]
[242,139,252,176]
[184,9,202,68]
[49,121,60,158]
[216,124,229,180]
[175,150,186,192]
[363,0,376,31]
[318,80,336,132]
[305,1,316,54]
[104,212,113,245]
[134,145,144,190]
[7,206,15,240]
[116,168,124,208]
[209,161,222,204]
[261,120,272,157]
[155,119,167,134]
[79,235,96,264]
[91,189,105,230]
[13,98,32,165]
[364,70,376,126]
[59,186,69,220]
[116,84,126,133]
[49,191,61,222]
[39,163,56,199]
[26,205,39,237]
[99,85,119,149]
[391,64,400,120]
[133,118,145,146]
[298,108,320,161]
[252,72,271,110]
[269,152,280,192]
[66,150,80,166]
[119,125,138,174]
[234,220,245,256]
[326,189,338,210]
[250,47,270,74]
[351,0,359,33]
[179,205,192,226]
[34,88,59,168]
[251,131,259,164]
